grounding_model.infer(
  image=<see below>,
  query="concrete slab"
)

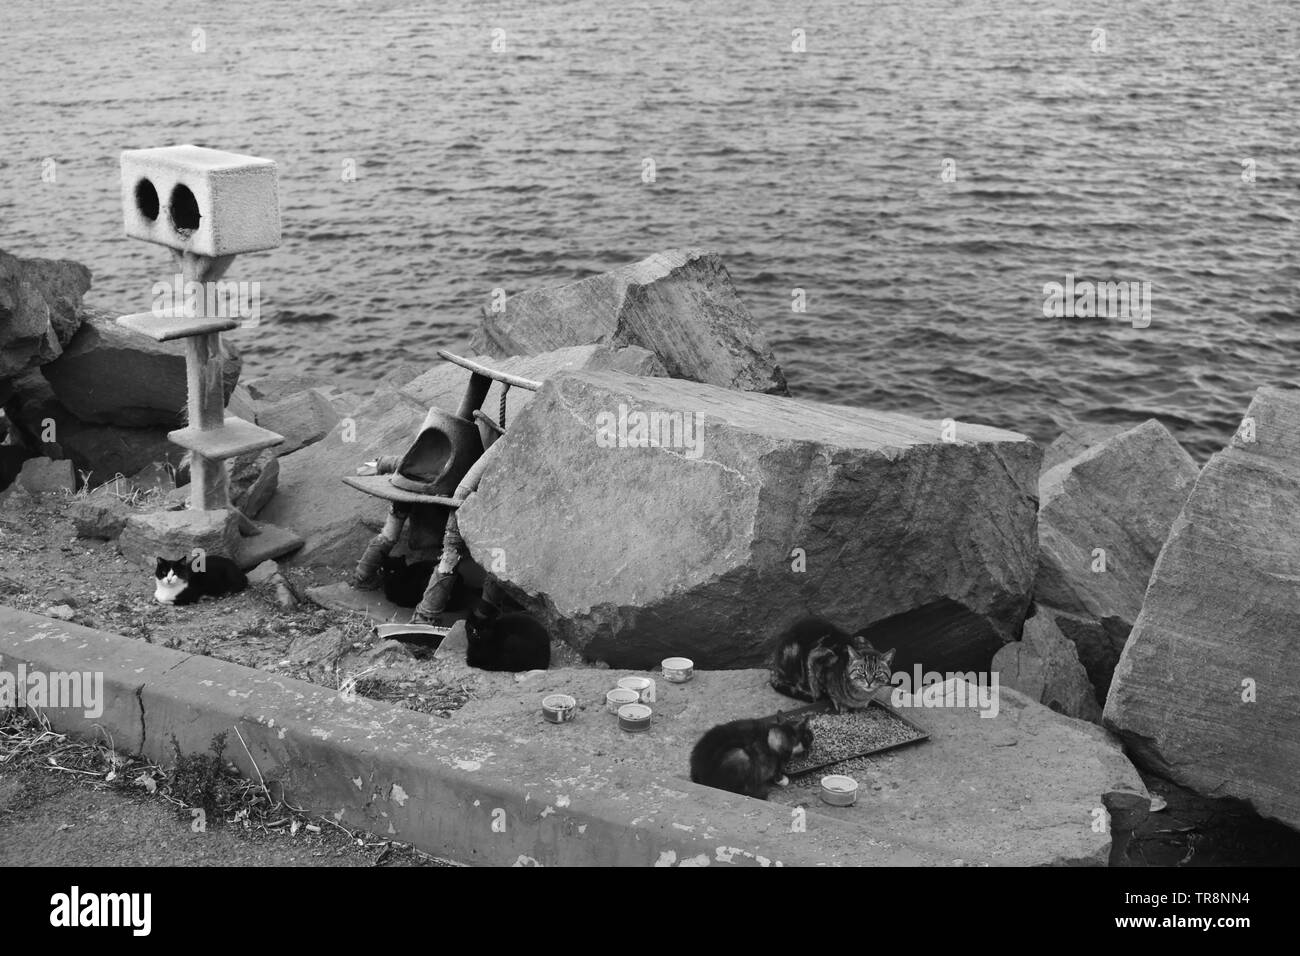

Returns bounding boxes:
[0,605,953,866]
[455,669,1150,866]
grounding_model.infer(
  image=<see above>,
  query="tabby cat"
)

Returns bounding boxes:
[689,714,813,800]
[769,617,895,712]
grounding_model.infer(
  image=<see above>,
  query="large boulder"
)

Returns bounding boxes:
[457,370,1040,669]
[259,388,427,569]
[2,368,181,481]
[1035,420,1198,701]
[992,607,1102,723]
[1104,386,1300,829]
[0,250,91,399]
[262,345,667,568]
[41,309,241,427]
[1041,422,1130,473]
[470,249,788,395]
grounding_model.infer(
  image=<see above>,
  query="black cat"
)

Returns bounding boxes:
[380,555,470,610]
[689,715,813,800]
[154,555,247,606]
[464,604,551,672]
[380,554,435,607]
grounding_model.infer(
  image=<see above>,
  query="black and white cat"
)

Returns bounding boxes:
[464,601,551,672]
[154,555,248,606]
[690,714,813,800]
[769,617,896,712]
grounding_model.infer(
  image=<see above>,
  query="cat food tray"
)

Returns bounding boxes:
[772,699,930,776]
[373,623,450,646]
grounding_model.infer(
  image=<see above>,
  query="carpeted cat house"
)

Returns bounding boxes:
[342,350,540,622]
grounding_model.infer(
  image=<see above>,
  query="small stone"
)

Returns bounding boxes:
[16,457,76,494]
[45,587,77,606]
[355,639,416,667]
[46,605,75,620]
[245,560,279,586]
[68,495,130,540]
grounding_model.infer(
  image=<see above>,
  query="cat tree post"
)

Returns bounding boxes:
[114,145,304,568]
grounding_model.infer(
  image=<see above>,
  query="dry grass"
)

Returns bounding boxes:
[0,709,455,865]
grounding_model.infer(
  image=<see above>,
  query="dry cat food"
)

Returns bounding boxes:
[784,704,927,775]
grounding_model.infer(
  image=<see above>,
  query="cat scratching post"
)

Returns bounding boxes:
[114,145,303,568]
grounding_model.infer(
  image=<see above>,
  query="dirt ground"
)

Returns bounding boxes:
[0,487,500,717]
[0,711,455,867]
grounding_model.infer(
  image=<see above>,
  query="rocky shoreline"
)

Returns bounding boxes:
[3,244,1298,862]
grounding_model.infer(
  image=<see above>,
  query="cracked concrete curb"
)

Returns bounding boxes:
[0,607,958,867]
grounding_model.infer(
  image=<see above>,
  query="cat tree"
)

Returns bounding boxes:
[115,144,302,567]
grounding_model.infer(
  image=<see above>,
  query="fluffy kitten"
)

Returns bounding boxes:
[154,555,248,606]
[769,617,895,712]
[464,605,551,672]
[690,715,813,800]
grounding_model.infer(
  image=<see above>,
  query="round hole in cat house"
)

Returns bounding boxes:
[169,184,202,234]
[135,178,159,221]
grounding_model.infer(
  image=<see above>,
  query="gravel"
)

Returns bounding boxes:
[786,706,926,776]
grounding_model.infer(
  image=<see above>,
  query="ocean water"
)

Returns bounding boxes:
[2,0,1296,459]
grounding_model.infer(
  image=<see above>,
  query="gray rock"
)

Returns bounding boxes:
[245,560,280,586]
[130,461,175,494]
[259,388,429,568]
[0,250,91,384]
[471,249,787,394]
[2,367,182,482]
[458,369,1040,669]
[345,638,416,669]
[286,626,352,668]
[1035,419,1198,700]
[0,445,32,491]
[225,383,260,423]
[256,388,340,455]
[264,345,668,570]
[1104,386,1300,830]
[992,608,1102,722]
[117,508,240,569]
[68,494,131,540]
[41,310,241,427]
[1041,423,1130,473]
[16,457,76,494]
[229,447,278,518]
[45,605,76,621]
